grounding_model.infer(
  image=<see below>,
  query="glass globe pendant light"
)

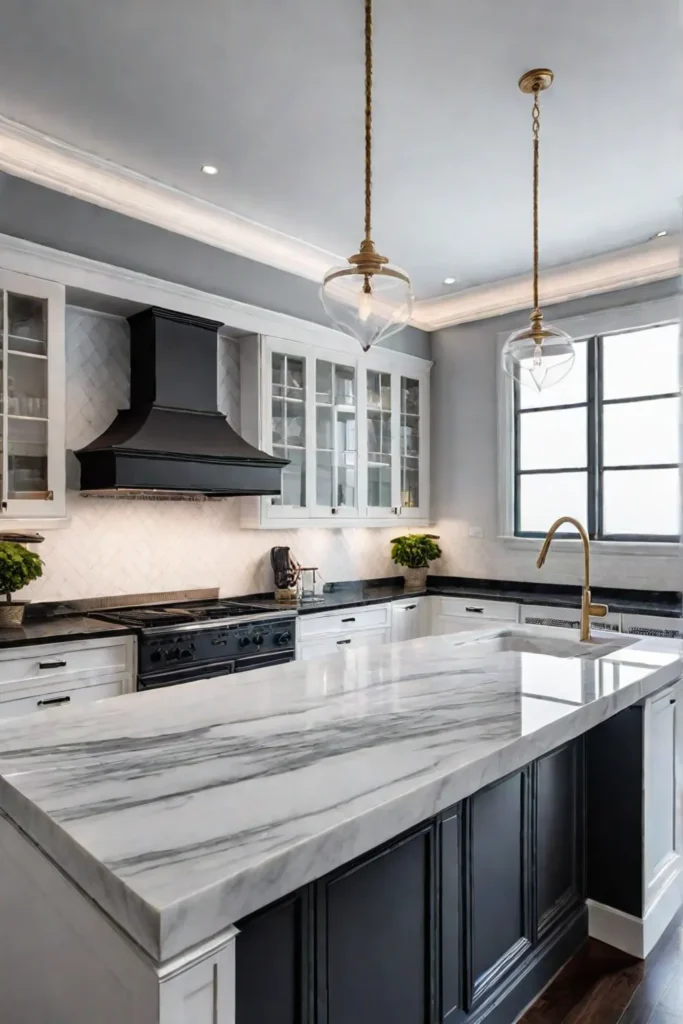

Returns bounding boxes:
[320,0,413,351]
[501,69,575,392]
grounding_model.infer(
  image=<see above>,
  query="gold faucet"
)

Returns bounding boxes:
[536,516,608,642]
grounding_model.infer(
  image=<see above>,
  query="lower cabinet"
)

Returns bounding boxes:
[297,628,389,662]
[317,825,433,1024]
[235,742,586,1024]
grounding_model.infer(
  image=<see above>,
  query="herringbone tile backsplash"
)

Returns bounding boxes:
[28,310,399,602]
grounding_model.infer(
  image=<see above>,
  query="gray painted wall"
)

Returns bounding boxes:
[0,172,430,359]
[431,278,682,590]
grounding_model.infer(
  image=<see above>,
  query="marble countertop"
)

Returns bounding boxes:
[0,626,679,963]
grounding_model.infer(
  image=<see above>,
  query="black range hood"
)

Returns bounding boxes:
[76,307,288,498]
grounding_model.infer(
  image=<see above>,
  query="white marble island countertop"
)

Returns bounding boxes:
[0,626,679,963]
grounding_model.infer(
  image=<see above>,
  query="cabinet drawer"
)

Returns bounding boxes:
[0,676,125,719]
[433,597,518,622]
[298,628,389,662]
[298,604,390,639]
[0,639,129,690]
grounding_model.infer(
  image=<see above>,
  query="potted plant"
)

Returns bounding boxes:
[0,542,43,627]
[390,533,441,590]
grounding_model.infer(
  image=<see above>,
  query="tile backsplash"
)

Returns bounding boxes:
[26,309,400,602]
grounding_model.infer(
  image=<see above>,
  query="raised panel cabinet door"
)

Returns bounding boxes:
[317,825,434,1024]
[467,768,532,1009]
[535,742,584,937]
[236,893,308,1024]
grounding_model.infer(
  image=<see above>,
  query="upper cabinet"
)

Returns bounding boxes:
[241,335,431,528]
[0,270,65,521]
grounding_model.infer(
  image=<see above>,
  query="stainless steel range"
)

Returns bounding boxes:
[94,600,296,690]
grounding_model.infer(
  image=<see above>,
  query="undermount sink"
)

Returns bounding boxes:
[452,628,637,661]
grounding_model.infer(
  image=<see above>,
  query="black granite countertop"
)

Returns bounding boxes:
[0,614,133,650]
[236,576,682,620]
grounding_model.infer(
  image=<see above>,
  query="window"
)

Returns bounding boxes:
[514,323,680,541]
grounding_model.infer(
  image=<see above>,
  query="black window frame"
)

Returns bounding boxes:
[513,325,680,542]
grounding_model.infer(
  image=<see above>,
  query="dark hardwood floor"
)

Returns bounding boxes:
[519,907,683,1023]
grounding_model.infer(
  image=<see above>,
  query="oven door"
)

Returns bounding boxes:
[137,660,236,691]
[233,650,296,673]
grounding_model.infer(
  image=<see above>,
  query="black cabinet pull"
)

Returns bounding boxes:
[670,698,676,705]
[37,695,71,707]
[403,604,417,610]
[39,660,67,669]
[337,639,352,645]
[341,617,356,624]
[465,607,484,614]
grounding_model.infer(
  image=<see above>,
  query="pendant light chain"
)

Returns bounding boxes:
[531,85,541,323]
[363,0,373,245]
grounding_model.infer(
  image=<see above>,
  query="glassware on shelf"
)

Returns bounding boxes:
[8,294,47,356]
[271,352,308,508]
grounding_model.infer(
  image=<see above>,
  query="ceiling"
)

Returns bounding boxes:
[0,0,679,300]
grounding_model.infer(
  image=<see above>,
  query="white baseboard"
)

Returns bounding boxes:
[587,867,683,959]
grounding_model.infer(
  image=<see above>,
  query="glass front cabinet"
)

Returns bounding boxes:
[0,270,65,520]
[241,335,431,528]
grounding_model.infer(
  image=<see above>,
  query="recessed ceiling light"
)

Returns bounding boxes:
[201,165,218,175]
[655,230,668,238]
[443,277,457,285]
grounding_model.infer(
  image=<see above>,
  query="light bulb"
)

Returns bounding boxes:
[358,287,373,323]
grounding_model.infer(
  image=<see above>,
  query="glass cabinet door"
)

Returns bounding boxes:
[269,351,307,512]
[366,369,394,514]
[0,273,64,517]
[400,375,422,515]
[315,359,357,515]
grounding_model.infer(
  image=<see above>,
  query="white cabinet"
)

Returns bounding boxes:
[431,596,518,636]
[643,683,681,912]
[0,635,135,718]
[297,603,391,661]
[240,335,431,528]
[298,627,388,662]
[159,938,235,1024]
[0,269,66,521]
[390,598,425,643]
[621,614,683,639]
[518,603,622,632]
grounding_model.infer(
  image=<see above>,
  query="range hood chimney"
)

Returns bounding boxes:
[76,307,288,497]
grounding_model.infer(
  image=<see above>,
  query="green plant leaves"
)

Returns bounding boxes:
[0,542,44,600]
[390,533,442,569]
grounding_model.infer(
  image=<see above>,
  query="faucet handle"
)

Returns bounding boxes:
[588,602,608,619]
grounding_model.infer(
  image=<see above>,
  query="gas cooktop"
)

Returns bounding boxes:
[95,599,290,629]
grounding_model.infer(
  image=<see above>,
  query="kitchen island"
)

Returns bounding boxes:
[0,626,681,1024]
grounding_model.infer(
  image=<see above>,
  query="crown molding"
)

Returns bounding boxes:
[0,115,678,333]
[413,236,681,331]
[0,114,341,284]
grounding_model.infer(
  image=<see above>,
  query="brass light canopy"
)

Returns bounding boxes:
[320,0,413,351]
[501,68,575,392]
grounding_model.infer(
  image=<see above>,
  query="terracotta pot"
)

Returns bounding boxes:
[0,602,26,628]
[403,567,429,590]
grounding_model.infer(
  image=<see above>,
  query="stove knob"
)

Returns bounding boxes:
[275,631,292,646]
[167,648,180,661]
[238,636,251,649]
[252,634,264,646]
[150,650,162,663]
[180,649,192,660]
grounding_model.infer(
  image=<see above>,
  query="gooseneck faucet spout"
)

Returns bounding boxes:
[536,516,608,642]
